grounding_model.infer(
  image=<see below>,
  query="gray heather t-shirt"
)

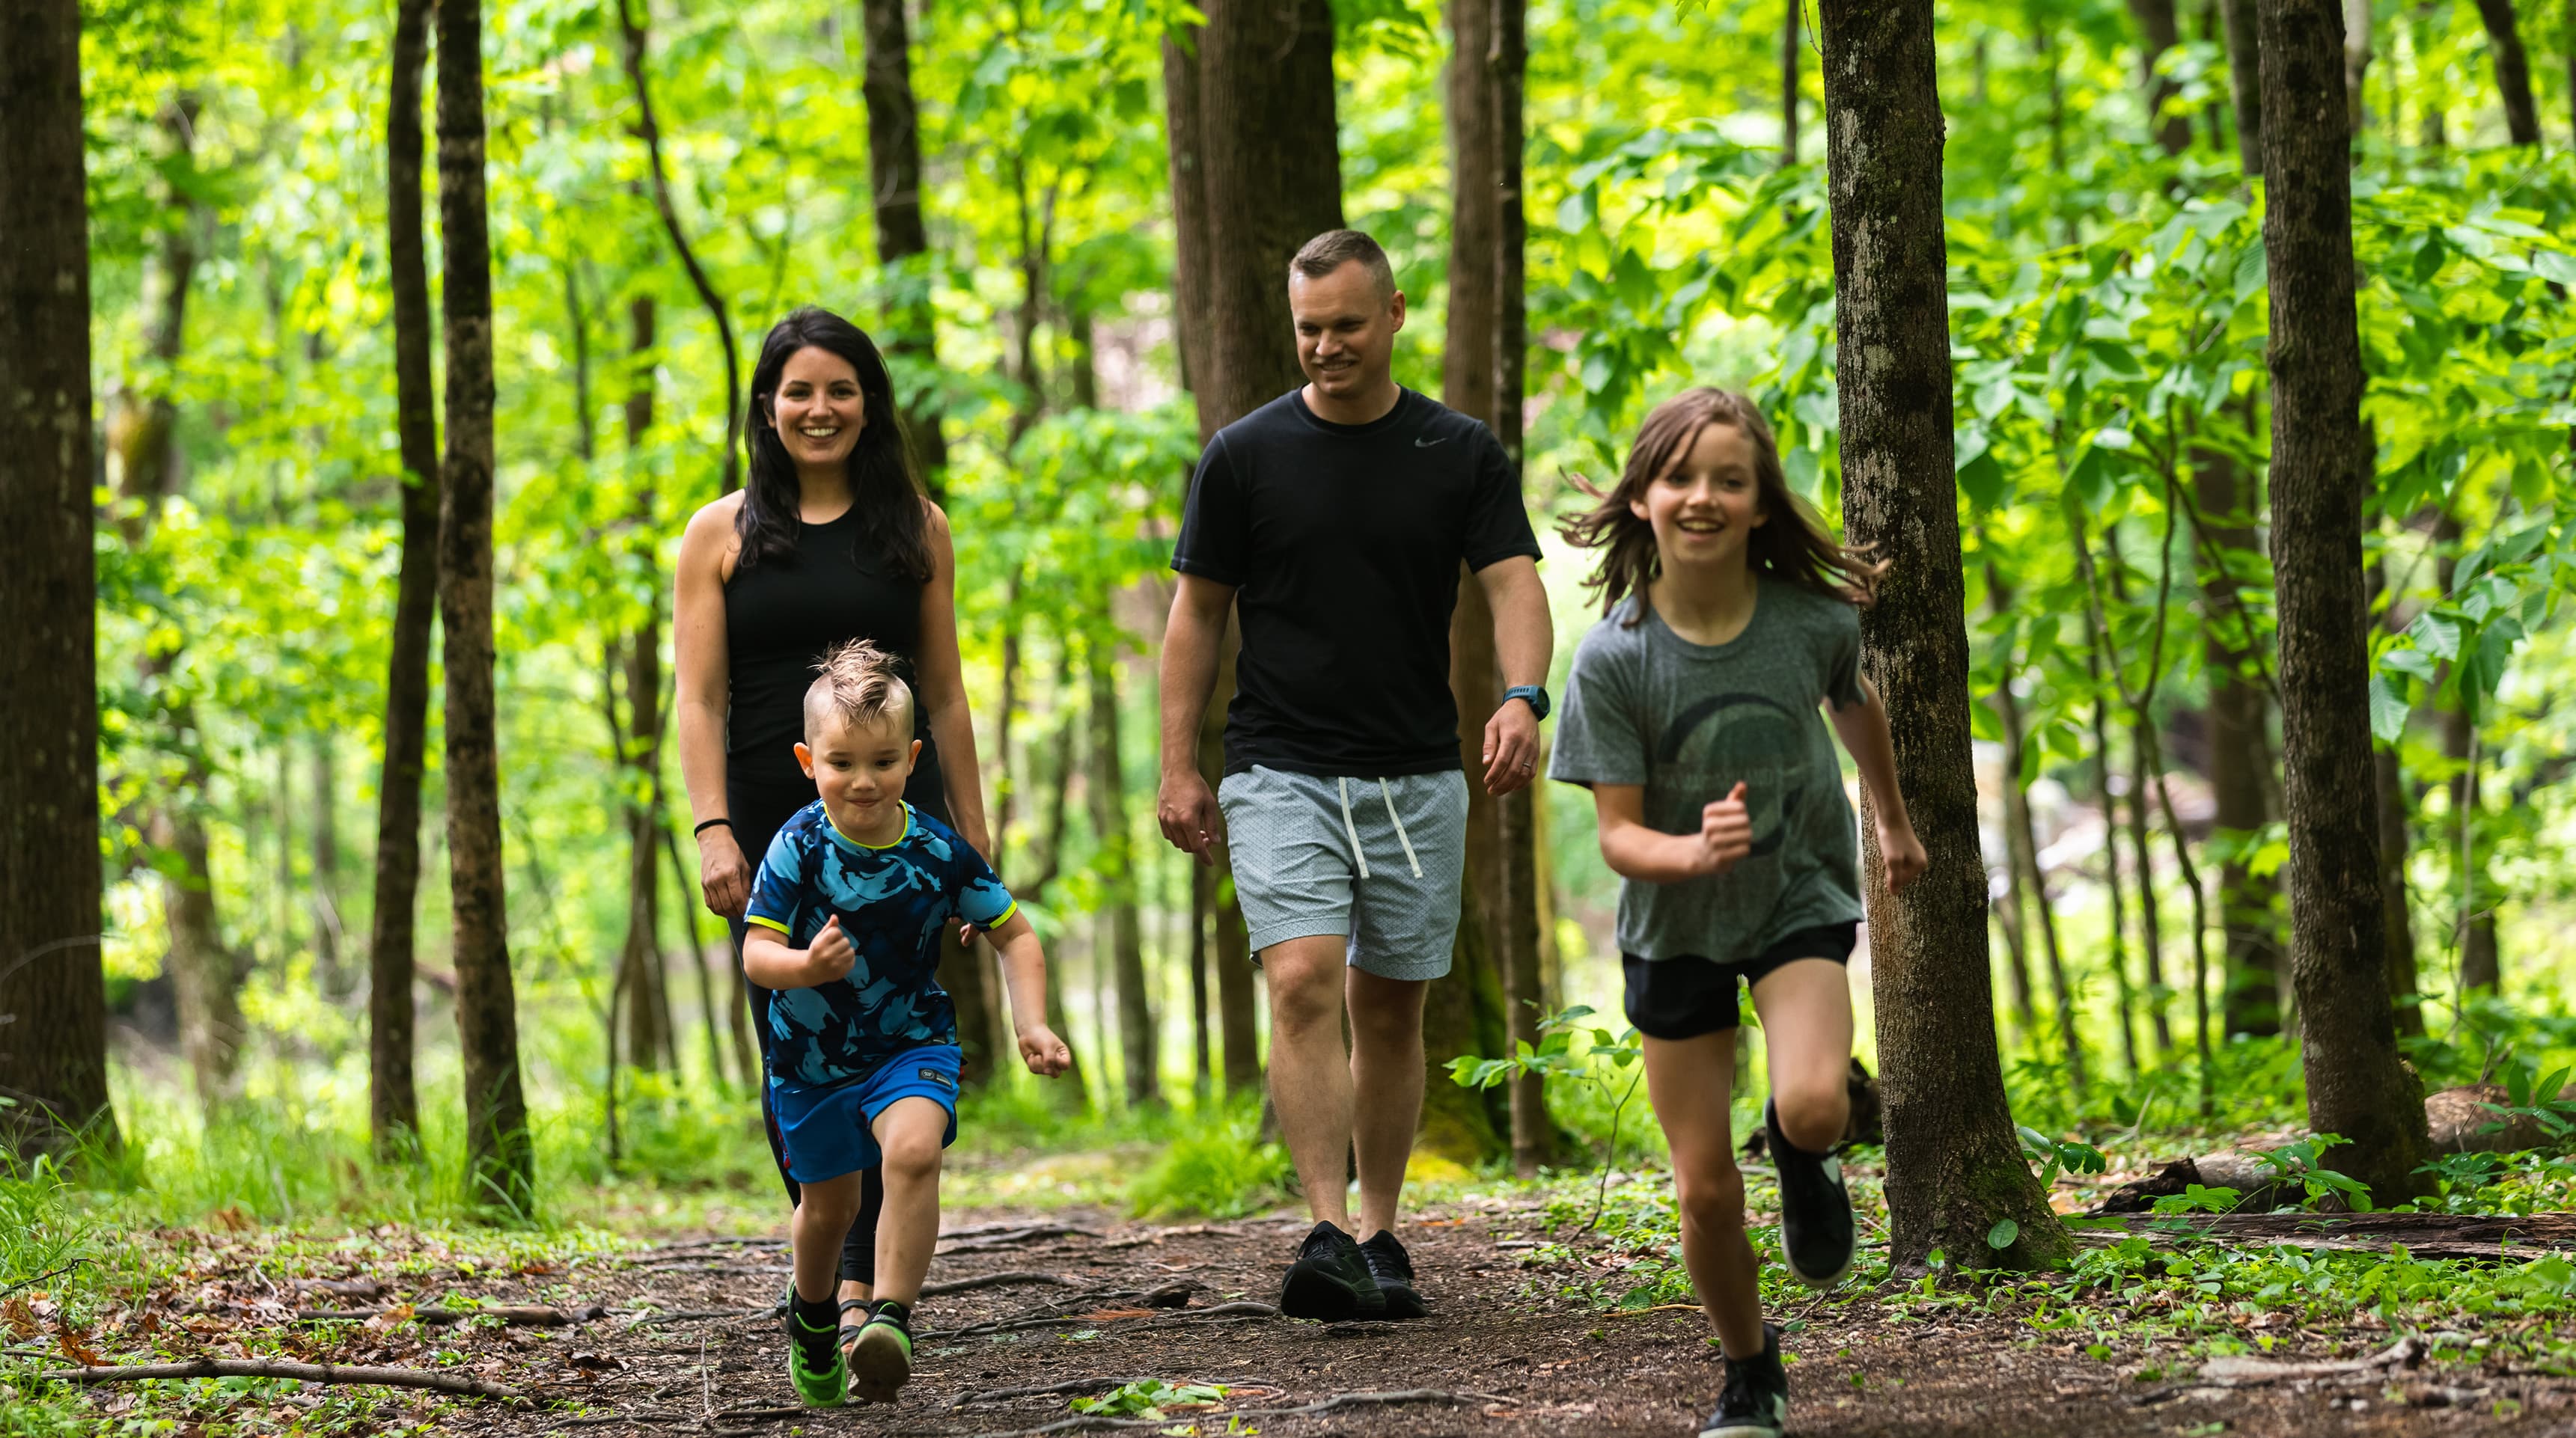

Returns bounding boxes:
[1548,581,1867,964]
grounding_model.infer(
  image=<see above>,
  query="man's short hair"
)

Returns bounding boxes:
[803,639,915,741]
[1288,229,1395,300]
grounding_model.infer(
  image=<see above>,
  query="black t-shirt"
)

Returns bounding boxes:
[1171,386,1542,777]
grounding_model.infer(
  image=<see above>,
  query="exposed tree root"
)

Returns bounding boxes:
[33,1357,524,1401]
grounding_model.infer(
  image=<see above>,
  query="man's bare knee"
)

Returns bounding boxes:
[1266,949,1347,1038]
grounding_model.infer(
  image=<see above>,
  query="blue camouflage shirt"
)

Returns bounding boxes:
[744,801,1017,1092]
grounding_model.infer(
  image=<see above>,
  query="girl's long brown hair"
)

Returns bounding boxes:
[1557,388,1883,624]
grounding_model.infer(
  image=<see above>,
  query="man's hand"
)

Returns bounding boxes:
[805,915,855,984]
[1698,782,1753,875]
[1878,818,1929,893]
[1017,1024,1073,1077]
[1482,698,1542,797]
[1157,768,1221,867]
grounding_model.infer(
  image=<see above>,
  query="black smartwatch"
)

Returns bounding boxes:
[1503,684,1551,720]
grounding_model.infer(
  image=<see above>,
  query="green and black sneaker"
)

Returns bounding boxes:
[784,1297,848,1408]
[848,1300,915,1404]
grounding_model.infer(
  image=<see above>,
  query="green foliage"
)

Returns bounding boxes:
[1070,1378,1229,1418]
[1450,1006,1646,1229]
[1125,1107,1292,1221]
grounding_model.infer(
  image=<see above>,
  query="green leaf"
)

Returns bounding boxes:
[1986,1218,2020,1250]
[2368,672,2411,744]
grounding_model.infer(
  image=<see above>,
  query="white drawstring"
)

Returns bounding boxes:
[1337,777,1371,881]
[1379,778,1423,878]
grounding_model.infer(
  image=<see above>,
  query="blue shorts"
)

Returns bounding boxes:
[769,1044,962,1183]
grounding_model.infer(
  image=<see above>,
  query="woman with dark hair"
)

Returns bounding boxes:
[674,305,995,1362]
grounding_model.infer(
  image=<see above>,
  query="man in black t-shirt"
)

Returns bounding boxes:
[1158,230,1554,1322]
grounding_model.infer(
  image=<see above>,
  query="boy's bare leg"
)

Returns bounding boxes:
[1263,935,1358,1230]
[791,1174,867,1307]
[1642,1029,1767,1359]
[1746,959,1855,1152]
[867,1098,951,1305]
[1346,967,1428,1237]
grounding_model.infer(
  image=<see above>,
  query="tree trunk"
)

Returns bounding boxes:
[1092,647,1157,1107]
[2433,519,2500,994]
[1203,635,1261,1096]
[2343,0,2374,138]
[2128,0,2197,153]
[0,0,112,1158]
[858,0,949,492]
[2473,0,2542,144]
[2126,716,2173,1051]
[1780,0,1801,165]
[2202,448,2280,1037]
[1819,0,2069,1272]
[438,0,534,1212]
[617,0,742,496]
[1489,0,1553,1177]
[1995,660,2096,1073]
[2259,0,2432,1204]
[2087,677,2141,1068]
[311,741,346,997]
[2224,0,2267,171]
[371,0,438,1157]
[615,298,675,1074]
[1189,848,1215,1095]
[2373,744,2423,1033]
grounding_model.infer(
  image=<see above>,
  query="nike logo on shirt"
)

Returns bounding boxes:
[1414,435,1450,447]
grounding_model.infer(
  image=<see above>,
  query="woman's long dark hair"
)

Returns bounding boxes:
[1557,388,1882,625]
[736,306,931,581]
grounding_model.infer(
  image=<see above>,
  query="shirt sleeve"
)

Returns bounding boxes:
[1546,627,1648,789]
[1822,600,1865,711]
[1462,423,1544,572]
[947,836,1019,931]
[743,827,808,939]
[1171,432,1249,586]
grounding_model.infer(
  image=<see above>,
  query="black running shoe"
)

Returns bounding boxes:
[1698,1324,1788,1438]
[1766,1097,1855,1288]
[1278,1220,1386,1321]
[1357,1230,1426,1320]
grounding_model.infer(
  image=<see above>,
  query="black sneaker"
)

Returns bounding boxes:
[1766,1097,1855,1288]
[1698,1323,1788,1438]
[1357,1230,1426,1320]
[1278,1220,1386,1321]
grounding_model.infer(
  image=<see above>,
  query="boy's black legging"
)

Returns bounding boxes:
[740,925,882,1285]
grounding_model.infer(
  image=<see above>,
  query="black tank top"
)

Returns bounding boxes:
[722,505,930,796]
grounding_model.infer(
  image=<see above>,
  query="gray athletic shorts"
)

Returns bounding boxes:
[1216,765,1468,982]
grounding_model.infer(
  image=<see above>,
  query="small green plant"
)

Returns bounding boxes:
[2252,1136,2374,1211]
[2149,1184,2244,1217]
[2015,1125,2109,1187]
[1071,1379,1227,1418]
[1450,1006,1644,1231]
[1126,1110,1290,1220]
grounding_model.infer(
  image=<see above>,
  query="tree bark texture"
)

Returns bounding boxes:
[1819,0,2069,1271]
[1091,650,1157,1107]
[2224,0,2267,171]
[2373,743,2424,1034]
[2128,0,2197,153]
[2201,449,2280,1037]
[0,0,115,1159]
[2472,0,2542,144]
[372,0,438,1155]
[437,0,535,1211]
[2258,0,2432,1203]
[858,0,949,490]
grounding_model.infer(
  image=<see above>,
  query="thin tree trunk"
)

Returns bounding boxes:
[2414,1,2449,147]
[2202,446,2280,1037]
[371,0,438,1157]
[2224,0,2267,171]
[1780,0,1800,165]
[311,741,345,997]
[438,0,534,1212]
[2433,517,2500,993]
[1189,849,1214,1096]
[1489,0,1552,1177]
[614,294,675,1074]
[662,821,738,1088]
[2368,558,2423,1036]
[0,0,112,1153]
[2472,0,2542,144]
[2344,0,2374,137]
[858,0,949,492]
[2126,718,2173,1051]
[616,0,742,496]
[2259,0,2432,1204]
[1995,655,2096,1074]
[2128,0,2197,153]
[2087,673,2140,1074]
[1819,0,2068,1272]
[1093,646,1157,1107]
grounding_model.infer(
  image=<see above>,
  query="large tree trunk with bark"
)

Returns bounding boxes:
[438,0,534,1212]
[371,0,438,1156]
[859,0,949,492]
[2259,0,2432,1204]
[2472,0,2542,144]
[1819,0,2069,1272]
[1093,649,1157,1107]
[0,0,115,1159]
[2201,449,2280,1036]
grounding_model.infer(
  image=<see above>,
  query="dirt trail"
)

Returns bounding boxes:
[393,1202,2568,1437]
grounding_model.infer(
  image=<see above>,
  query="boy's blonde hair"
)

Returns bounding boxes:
[802,639,915,741]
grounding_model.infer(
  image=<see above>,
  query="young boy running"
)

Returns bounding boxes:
[1550,389,1925,1438]
[742,640,1072,1407]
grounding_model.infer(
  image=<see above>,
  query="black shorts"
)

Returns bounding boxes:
[1622,922,1858,1040]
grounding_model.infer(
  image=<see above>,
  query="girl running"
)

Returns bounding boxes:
[1548,388,1925,1438]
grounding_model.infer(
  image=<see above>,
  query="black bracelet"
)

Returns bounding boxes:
[692,817,733,836]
